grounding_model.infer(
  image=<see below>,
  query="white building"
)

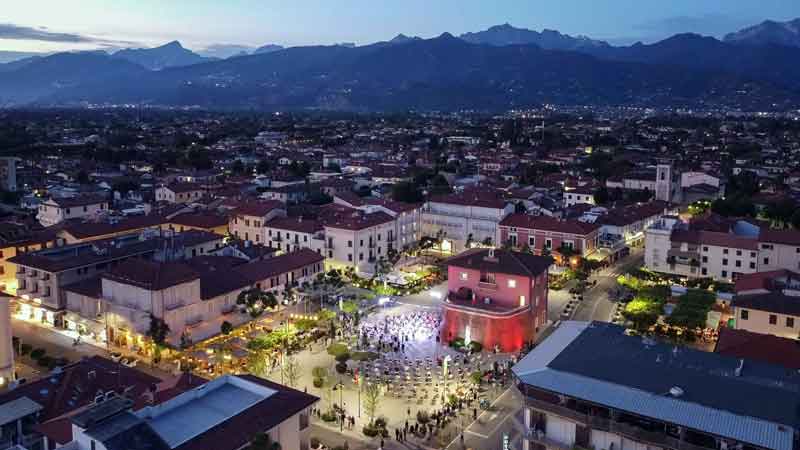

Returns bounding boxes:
[37,195,109,227]
[421,191,513,254]
[645,215,800,282]
[229,200,286,245]
[67,374,317,450]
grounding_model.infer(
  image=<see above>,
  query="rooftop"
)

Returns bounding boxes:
[513,321,800,450]
[445,248,552,278]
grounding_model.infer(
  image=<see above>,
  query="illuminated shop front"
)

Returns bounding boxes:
[14,294,60,327]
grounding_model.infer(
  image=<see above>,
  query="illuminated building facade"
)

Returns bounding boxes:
[441,248,552,352]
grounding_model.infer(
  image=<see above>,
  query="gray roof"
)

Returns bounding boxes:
[0,397,42,426]
[513,321,800,450]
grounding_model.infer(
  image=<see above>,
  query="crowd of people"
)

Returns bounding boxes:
[357,310,442,353]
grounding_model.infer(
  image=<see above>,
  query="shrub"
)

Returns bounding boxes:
[30,348,46,360]
[362,425,381,437]
[374,416,388,429]
[312,367,328,379]
[327,342,349,357]
[334,352,350,363]
[449,338,465,349]
[468,341,483,353]
[470,371,483,385]
[321,411,338,422]
[313,377,324,388]
[335,362,347,374]
[310,437,321,449]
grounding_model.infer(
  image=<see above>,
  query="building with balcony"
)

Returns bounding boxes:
[9,232,163,328]
[645,214,800,282]
[228,200,286,245]
[441,248,552,352]
[730,270,800,339]
[63,249,324,349]
[421,190,513,254]
[514,321,800,450]
[498,214,600,259]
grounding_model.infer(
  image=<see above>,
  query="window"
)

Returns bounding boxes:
[508,279,517,288]
[545,239,552,249]
[769,314,777,325]
[348,240,353,248]
[703,246,708,252]
[721,270,727,278]
[750,252,756,258]
[735,260,741,268]
[519,295,526,307]
[702,256,708,263]
[459,272,468,281]
[723,249,728,255]
[480,272,496,284]
[762,244,774,250]
[749,262,756,269]
[701,268,707,275]
[359,253,363,261]
[529,236,535,247]
[764,257,770,265]
[722,259,728,266]
[741,309,749,320]
[736,250,742,256]
[788,317,795,328]
[348,254,352,262]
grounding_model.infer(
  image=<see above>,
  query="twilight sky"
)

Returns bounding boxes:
[1,0,799,53]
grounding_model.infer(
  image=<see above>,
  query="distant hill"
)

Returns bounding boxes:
[724,18,800,47]
[459,23,610,51]
[198,44,256,59]
[581,33,800,91]
[0,52,146,105]
[112,41,212,70]
[253,44,285,54]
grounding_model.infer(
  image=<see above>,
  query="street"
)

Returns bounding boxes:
[565,250,643,323]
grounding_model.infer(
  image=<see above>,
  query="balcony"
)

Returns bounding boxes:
[478,280,498,290]
[445,291,528,318]
[526,397,719,450]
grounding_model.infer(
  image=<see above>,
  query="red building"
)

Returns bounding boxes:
[441,248,552,352]
[498,214,600,258]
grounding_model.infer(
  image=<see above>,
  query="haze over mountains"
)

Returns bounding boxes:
[0,19,798,111]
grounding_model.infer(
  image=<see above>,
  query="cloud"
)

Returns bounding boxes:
[0,23,136,46]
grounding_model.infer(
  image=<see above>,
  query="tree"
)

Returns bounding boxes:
[237,288,278,318]
[594,186,610,205]
[220,321,233,336]
[147,315,170,346]
[391,181,423,203]
[363,382,381,425]
[428,174,452,195]
[373,256,392,285]
[282,354,301,387]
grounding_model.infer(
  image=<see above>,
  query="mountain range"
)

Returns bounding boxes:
[724,18,800,47]
[0,20,798,111]
[459,23,609,51]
